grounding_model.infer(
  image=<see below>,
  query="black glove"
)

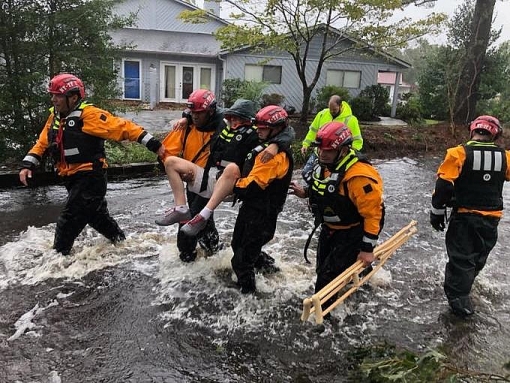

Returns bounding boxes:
[430,210,445,231]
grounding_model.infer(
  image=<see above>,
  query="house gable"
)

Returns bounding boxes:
[114,0,227,33]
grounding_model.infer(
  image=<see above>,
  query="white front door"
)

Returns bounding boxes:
[160,62,215,103]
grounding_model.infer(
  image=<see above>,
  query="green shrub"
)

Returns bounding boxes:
[221,78,269,109]
[315,85,350,110]
[396,94,425,126]
[476,97,510,125]
[359,85,390,118]
[350,96,374,121]
[105,141,158,165]
[221,78,245,108]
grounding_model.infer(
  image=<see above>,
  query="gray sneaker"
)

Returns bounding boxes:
[180,214,208,236]
[155,207,191,226]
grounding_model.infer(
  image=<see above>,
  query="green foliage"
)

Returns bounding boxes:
[290,140,307,168]
[105,141,158,165]
[0,0,133,163]
[350,96,374,122]
[410,0,507,123]
[314,85,351,110]
[359,347,448,382]
[208,0,446,120]
[396,94,424,126]
[477,98,510,125]
[415,45,458,120]
[359,85,390,117]
[221,78,269,109]
[351,343,510,383]
[350,85,390,121]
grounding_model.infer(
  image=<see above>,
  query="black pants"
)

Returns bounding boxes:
[231,204,277,289]
[444,212,499,300]
[176,189,219,257]
[315,224,363,309]
[54,170,124,255]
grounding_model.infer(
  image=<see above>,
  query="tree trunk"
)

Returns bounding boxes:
[453,0,496,125]
[300,87,314,123]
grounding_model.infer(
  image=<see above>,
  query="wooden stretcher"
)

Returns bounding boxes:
[301,220,418,324]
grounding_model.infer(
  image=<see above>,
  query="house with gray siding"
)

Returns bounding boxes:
[111,0,410,115]
[110,0,226,107]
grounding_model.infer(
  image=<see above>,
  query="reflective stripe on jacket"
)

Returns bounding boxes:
[433,141,510,217]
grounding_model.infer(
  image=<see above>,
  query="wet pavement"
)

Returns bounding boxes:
[117,110,184,135]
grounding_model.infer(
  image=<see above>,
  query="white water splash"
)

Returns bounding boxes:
[8,300,59,341]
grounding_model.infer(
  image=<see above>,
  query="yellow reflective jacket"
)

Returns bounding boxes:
[302,101,363,150]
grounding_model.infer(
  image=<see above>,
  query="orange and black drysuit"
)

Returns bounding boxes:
[161,112,295,261]
[432,141,510,304]
[203,121,295,191]
[307,149,384,308]
[21,102,162,255]
[160,110,225,260]
[231,139,294,292]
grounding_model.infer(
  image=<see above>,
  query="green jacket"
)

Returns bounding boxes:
[302,101,363,150]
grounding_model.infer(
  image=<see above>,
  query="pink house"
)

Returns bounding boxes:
[377,72,412,103]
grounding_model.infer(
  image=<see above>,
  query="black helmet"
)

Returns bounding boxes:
[224,99,256,121]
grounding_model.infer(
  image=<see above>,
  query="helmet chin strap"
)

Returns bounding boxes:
[62,94,80,117]
[321,146,348,170]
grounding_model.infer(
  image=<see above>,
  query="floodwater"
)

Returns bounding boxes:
[1,156,509,382]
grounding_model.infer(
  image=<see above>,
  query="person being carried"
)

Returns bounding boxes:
[19,73,165,256]
[184,105,294,293]
[156,89,224,262]
[301,95,363,182]
[156,96,294,261]
[290,121,384,317]
[430,115,510,317]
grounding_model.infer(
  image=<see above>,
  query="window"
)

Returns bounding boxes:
[123,60,141,99]
[326,70,361,89]
[200,67,212,89]
[245,64,282,84]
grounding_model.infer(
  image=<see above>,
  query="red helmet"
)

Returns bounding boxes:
[187,89,216,112]
[314,122,353,150]
[469,115,502,138]
[48,73,85,98]
[254,105,288,129]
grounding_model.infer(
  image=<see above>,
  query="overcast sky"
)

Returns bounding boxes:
[400,0,510,45]
[213,0,510,46]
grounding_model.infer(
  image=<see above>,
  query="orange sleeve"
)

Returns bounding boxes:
[345,165,384,237]
[161,129,186,160]
[235,152,290,190]
[27,116,53,158]
[506,150,510,180]
[160,127,213,168]
[80,106,147,142]
[436,146,465,183]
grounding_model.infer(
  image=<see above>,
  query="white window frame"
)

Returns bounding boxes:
[160,62,216,103]
[326,69,361,89]
[245,64,282,84]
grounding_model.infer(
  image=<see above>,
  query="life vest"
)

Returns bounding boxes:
[199,124,257,192]
[241,143,294,214]
[208,124,256,169]
[309,150,368,225]
[48,102,105,165]
[454,143,507,211]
